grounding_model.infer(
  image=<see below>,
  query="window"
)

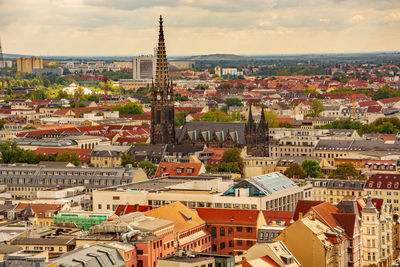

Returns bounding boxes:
[220,227,225,237]
[229,240,233,247]
[237,240,242,246]
[211,227,217,238]
[113,196,120,200]
[212,244,217,252]
[246,227,252,233]
[228,228,233,235]
[98,204,102,210]
[220,242,225,250]
[237,227,242,232]
[246,240,252,246]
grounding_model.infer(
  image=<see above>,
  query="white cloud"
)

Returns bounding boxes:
[0,0,399,55]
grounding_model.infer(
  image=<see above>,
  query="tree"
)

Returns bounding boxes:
[308,99,324,118]
[0,142,39,164]
[284,163,307,179]
[225,98,243,108]
[331,163,360,180]
[218,162,241,174]
[87,93,100,103]
[113,102,143,115]
[175,110,197,127]
[0,120,6,130]
[372,85,400,100]
[138,160,157,178]
[121,153,136,167]
[301,159,322,178]
[264,110,279,128]
[199,109,233,122]
[278,122,294,128]
[56,151,81,166]
[221,148,244,174]
[229,111,242,121]
[206,165,215,172]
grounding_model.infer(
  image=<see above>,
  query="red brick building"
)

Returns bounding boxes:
[196,208,293,255]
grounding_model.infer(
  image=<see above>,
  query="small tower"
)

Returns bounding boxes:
[150,16,175,145]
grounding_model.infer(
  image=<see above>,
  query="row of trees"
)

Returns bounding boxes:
[320,117,400,135]
[284,159,360,180]
[0,142,81,166]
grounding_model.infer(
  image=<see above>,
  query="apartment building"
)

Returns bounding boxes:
[1,164,147,198]
[307,178,366,204]
[364,173,400,213]
[17,57,43,73]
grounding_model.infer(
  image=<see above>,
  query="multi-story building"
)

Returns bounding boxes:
[146,202,211,253]
[361,197,393,267]
[196,208,292,255]
[92,173,313,213]
[307,178,366,204]
[16,57,43,73]
[133,55,156,80]
[89,145,131,167]
[10,238,75,258]
[365,173,400,213]
[1,164,147,198]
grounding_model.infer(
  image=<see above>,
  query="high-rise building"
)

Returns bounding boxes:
[150,15,175,145]
[132,55,156,79]
[16,57,43,73]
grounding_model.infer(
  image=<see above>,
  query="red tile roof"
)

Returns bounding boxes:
[114,205,153,216]
[196,208,260,226]
[155,162,203,177]
[311,202,341,229]
[366,173,400,190]
[262,211,293,226]
[292,200,323,221]
[367,105,382,113]
[15,203,63,218]
[34,148,92,162]
[359,100,379,107]
[378,97,400,104]
[332,213,356,237]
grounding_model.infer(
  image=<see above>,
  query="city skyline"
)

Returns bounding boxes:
[1,0,400,56]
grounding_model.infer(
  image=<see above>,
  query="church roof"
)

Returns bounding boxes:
[177,122,246,144]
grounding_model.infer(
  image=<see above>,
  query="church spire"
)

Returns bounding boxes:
[248,104,254,124]
[150,15,175,145]
[259,105,266,128]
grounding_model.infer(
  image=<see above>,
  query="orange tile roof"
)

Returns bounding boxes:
[155,162,203,178]
[146,202,205,233]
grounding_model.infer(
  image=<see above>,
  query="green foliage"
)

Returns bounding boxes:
[0,142,39,164]
[56,151,81,166]
[264,110,279,128]
[284,163,307,179]
[218,162,241,174]
[199,109,233,122]
[307,99,324,118]
[229,111,242,121]
[23,126,37,130]
[121,153,136,167]
[372,85,400,100]
[0,120,6,130]
[195,84,209,90]
[301,159,322,178]
[206,165,215,172]
[86,94,100,103]
[175,110,197,127]
[138,160,157,178]
[221,148,244,174]
[174,94,189,101]
[256,66,326,76]
[321,117,400,135]
[278,122,294,128]
[70,102,86,108]
[225,98,243,107]
[57,90,70,99]
[113,102,143,115]
[319,119,364,131]
[332,72,348,83]
[331,163,360,180]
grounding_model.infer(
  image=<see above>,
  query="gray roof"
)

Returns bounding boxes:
[11,238,75,246]
[0,244,22,254]
[91,145,131,157]
[0,164,141,188]
[362,197,378,213]
[50,244,125,267]
[177,122,246,144]
[307,178,365,190]
[315,139,400,152]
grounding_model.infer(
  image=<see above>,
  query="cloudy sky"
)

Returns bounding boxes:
[1,0,399,56]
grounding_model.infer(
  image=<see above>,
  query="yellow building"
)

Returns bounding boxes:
[90,145,131,168]
[17,57,43,73]
[10,238,75,258]
[276,214,347,267]
[307,178,365,204]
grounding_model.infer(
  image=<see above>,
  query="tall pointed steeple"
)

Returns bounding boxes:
[150,15,175,145]
[248,104,254,124]
[259,105,266,129]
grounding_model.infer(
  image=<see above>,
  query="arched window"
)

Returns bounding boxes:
[212,244,217,252]
[220,242,225,250]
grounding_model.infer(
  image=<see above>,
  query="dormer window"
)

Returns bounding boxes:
[176,167,183,174]
[160,167,166,173]
[395,183,399,189]
[388,183,392,188]
[187,167,193,174]
[369,182,373,188]
[377,182,382,188]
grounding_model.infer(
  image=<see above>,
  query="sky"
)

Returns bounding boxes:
[0,0,400,56]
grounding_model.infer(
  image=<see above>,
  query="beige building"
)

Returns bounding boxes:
[93,173,313,213]
[242,156,277,178]
[361,197,393,267]
[90,145,131,167]
[17,57,43,73]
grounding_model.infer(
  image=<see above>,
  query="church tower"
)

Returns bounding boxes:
[151,16,175,145]
[245,105,269,157]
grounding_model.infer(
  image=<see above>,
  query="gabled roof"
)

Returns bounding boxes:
[15,203,63,218]
[293,200,324,221]
[378,96,400,104]
[311,202,341,229]
[155,162,203,178]
[332,213,356,237]
[145,202,206,233]
[196,208,259,226]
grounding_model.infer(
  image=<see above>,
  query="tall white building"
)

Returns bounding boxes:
[132,55,156,80]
